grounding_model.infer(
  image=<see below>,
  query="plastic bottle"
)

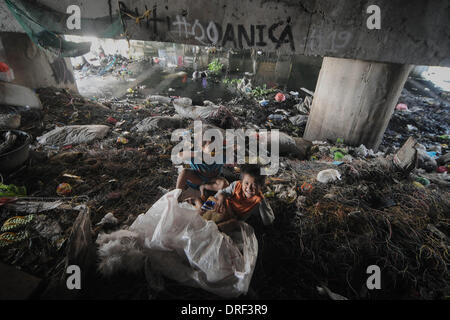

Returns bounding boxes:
[268,114,285,121]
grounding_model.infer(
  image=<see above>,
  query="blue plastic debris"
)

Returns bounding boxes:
[426,151,437,158]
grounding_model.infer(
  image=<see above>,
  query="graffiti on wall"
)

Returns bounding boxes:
[118,3,296,51]
[170,15,295,50]
[117,2,356,53]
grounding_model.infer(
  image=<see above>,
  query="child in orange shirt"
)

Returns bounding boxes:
[197,164,274,232]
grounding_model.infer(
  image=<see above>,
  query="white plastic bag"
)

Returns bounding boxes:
[317,169,341,183]
[173,102,219,119]
[96,189,258,298]
[133,115,183,132]
[37,125,110,146]
[146,95,172,104]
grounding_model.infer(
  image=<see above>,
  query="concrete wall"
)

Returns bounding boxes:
[0,0,448,66]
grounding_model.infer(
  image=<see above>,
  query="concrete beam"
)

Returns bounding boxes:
[303,57,412,150]
[0,0,448,66]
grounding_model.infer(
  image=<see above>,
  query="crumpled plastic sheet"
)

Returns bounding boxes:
[133,115,183,132]
[96,189,258,298]
[37,125,110,146]
[173,102,219,119]
[5,200,63,214]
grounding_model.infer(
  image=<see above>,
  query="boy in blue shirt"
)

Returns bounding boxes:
[176,137,229,200]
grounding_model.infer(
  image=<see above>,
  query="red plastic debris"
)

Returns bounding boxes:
[396,103,408,111]
[437,166,448,173]
[107,116,118,124]
[275,92,286,102]
[300,182,313,193]
[0,62,10,72]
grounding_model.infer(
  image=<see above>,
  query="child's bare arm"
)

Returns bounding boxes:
[214,193,227,213]
[213,181,236,213]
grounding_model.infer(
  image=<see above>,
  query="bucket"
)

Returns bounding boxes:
[0,130,31,173]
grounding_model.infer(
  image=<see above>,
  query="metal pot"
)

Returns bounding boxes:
[0,130,31,173]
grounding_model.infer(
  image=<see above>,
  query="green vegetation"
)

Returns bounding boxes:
[250,84,276,98]
[208,59,224,74]
[222,78,242,86]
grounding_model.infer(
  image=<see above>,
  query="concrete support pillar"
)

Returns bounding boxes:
[0,32,78,92]
[303,57,412,150]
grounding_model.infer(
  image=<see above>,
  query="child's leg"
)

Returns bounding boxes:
[176,168,203,189]
[199,177,229,198]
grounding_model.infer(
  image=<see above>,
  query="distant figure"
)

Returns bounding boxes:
[98,46,105,58]
[192,71,201,80]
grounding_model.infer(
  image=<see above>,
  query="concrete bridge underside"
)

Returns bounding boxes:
[0,0,449,149]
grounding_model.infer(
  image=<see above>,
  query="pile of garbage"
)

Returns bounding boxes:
[0,75,449,299]
[222,80,313,136]
[250,159,449,299]
[381,85,449,154]
[0,196,88,279]
[74,53,152,81]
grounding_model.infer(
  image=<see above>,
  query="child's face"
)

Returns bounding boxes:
[242,174,261,198]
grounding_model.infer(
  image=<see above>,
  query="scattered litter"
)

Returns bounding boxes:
[275,92,286,102]
[317,169,341,183]
[116,136,129,144]
[96,212,118,226]
[289,115,307,126]
[133,116,183,132]
[0,107,21,129]
[37,125,110,147]
[106,116,118,125]
[268,114,286,121]
[259,99,269,107]
[56,183,72,196]
[396,103,408,111]
[0,62,14,82]
[0,183,26,197]
[300,87,314,96]
[437,166,448,173]
[0,231,29,248]
[1,215,34,232]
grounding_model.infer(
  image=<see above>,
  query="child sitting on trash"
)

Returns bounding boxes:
[176,134,229,201]
[194,164,275,233]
